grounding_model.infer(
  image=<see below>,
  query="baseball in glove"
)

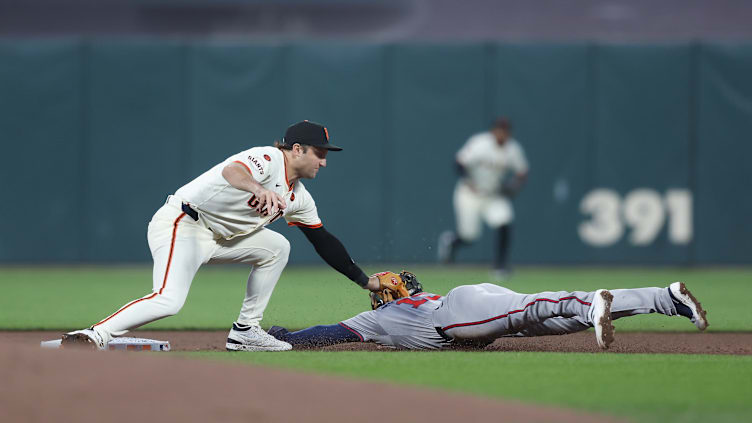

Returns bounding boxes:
[369,270,423,310]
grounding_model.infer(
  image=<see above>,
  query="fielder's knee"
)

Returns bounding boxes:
[267,234,291,264]
[156,294,187,317]
[253,235,290,268]
[278,237,291,261]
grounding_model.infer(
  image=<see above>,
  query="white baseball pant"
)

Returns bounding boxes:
[91,198,290,344]
[453,181,513,242]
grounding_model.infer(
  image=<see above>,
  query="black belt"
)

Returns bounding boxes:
[181,203,199,221]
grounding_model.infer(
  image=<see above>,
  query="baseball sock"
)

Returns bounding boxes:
[232,322,253,331]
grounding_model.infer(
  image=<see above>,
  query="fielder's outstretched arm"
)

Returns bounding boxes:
[269,324,361,347]
[298,226,377,289]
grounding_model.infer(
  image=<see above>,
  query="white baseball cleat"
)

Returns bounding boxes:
[61,329,106,350]
[590,289,615,350]
[226,323,292,352]
[669,282,709,331]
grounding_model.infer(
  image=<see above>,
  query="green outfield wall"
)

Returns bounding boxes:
[1,41,750,264]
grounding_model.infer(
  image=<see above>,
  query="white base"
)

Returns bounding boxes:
[42,337,171,352]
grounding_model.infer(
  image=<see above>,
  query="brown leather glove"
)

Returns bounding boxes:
[369,271,412,310]
[371,271,410,298]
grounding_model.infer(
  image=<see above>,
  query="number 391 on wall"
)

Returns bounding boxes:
[578,189,692,247]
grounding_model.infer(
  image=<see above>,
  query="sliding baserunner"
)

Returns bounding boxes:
[269,271,708,350]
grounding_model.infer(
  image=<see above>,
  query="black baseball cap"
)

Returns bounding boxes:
[283,120,342,151]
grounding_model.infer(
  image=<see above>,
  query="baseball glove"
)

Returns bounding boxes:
[369,270,423,310]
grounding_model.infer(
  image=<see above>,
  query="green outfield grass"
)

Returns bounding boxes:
[0,265,749,331]
[191,350,752,423]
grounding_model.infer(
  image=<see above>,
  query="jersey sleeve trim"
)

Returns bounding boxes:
[287,222,323,229]
[338,322,364,342]
[233,160,253,175]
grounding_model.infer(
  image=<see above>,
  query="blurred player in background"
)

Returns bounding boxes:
[438,117,529,279]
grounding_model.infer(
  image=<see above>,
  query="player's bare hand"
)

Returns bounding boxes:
[365,276,381,291]
[253,188,286,216]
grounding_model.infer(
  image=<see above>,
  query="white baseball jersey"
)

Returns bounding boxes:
[456,132,528,196]
[175,146,322,239]
[341,292,450,350]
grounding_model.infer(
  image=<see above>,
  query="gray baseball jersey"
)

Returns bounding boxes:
[341,284,678,349]
[341,292,450,350]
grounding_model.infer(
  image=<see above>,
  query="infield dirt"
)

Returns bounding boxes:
[2,331,748,422]
[2,330,749,354]
[0,339,628,423]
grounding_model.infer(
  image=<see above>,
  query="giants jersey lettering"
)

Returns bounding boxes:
[341,293,449,350]
[456,132,528,195]
[174,146,321,239]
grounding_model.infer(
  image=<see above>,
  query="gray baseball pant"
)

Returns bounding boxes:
[433,283,677,340]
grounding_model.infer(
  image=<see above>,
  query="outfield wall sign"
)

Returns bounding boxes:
[579,189,692,247]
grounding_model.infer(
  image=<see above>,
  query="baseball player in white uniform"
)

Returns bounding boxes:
[268,275,708,351]
[62,121,387,351]
[438,117,528,279]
